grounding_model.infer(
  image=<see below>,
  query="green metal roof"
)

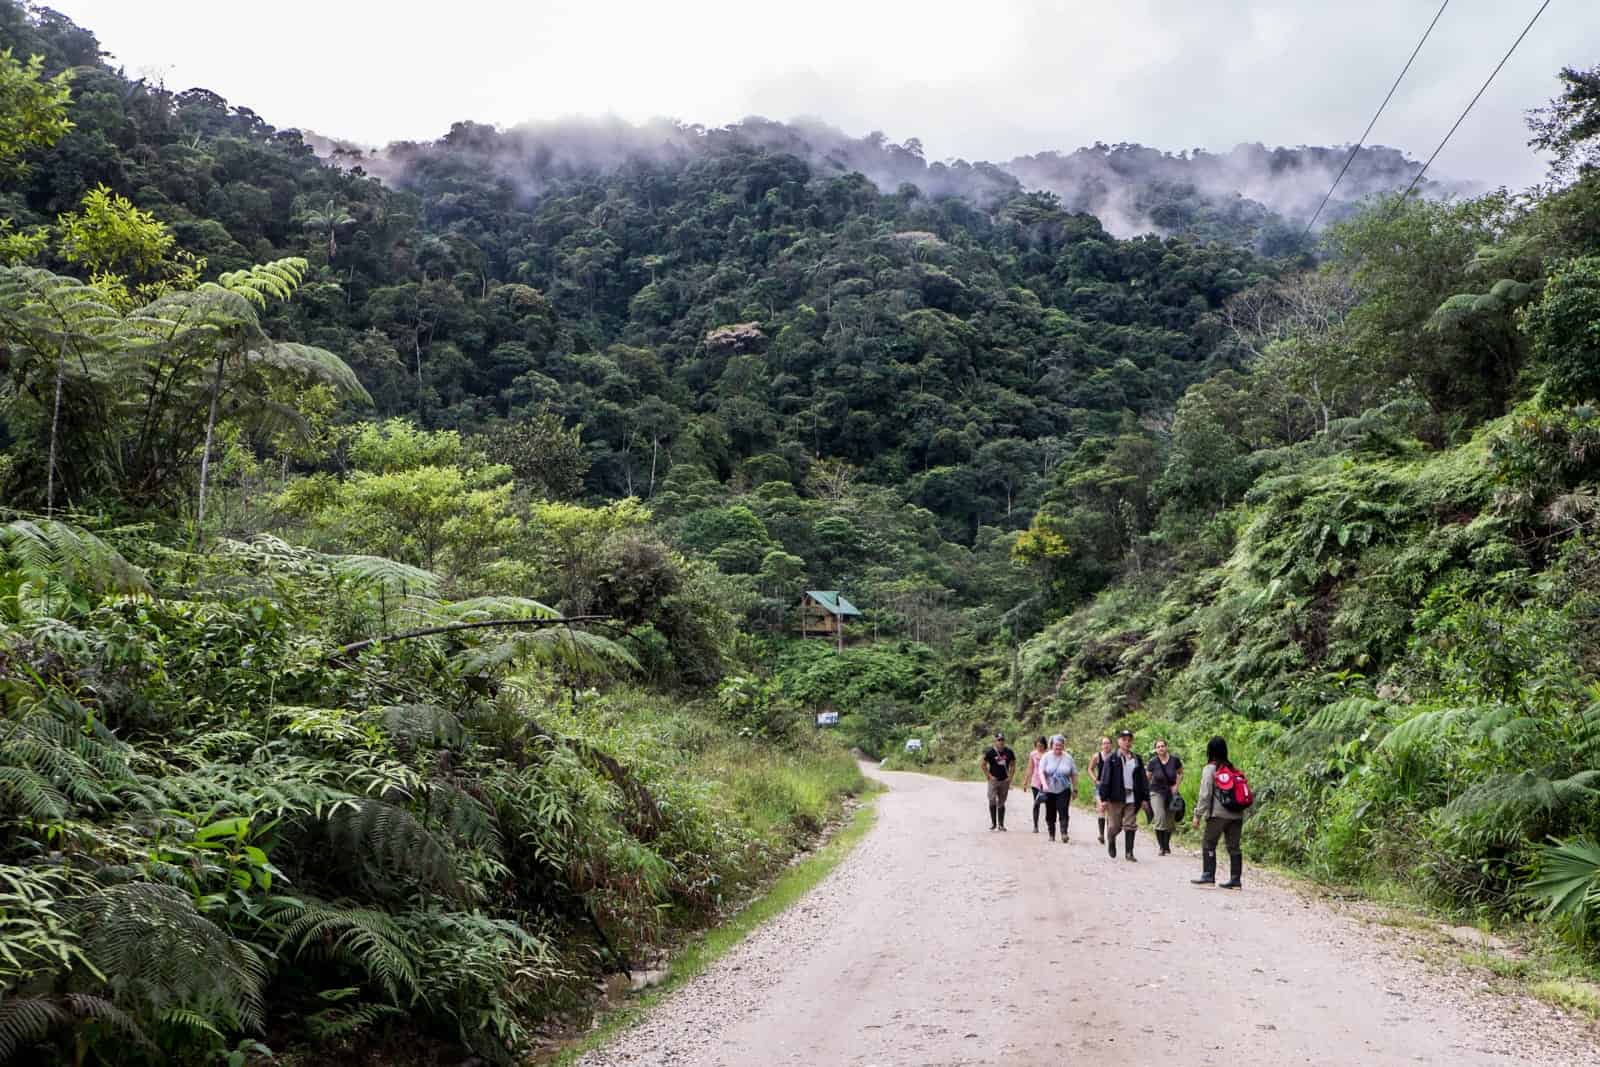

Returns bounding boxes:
[806,590,861,616]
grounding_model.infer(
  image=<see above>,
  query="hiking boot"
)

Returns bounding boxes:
[1192,849,1217,884]
[1219,853,1243,889]
[1048,831,1055,841]
[1060,834,1069,844]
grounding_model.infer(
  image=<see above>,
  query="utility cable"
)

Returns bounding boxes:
[1399,0,1555,201]
[1302,0,1451,237]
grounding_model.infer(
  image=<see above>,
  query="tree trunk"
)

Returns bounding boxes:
[46,356,64,514]
[195,352,226,549]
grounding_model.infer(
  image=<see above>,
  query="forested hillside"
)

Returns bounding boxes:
[3,0,1600,1061]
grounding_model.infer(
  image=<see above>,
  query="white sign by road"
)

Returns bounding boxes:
[816,711,840,725]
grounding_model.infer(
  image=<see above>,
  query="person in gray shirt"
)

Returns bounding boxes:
[1037,735,1078,843]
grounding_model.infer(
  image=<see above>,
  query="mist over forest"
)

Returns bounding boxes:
[309,114,1459,251]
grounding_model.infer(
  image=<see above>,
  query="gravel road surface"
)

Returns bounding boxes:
[582,764,1599,1066]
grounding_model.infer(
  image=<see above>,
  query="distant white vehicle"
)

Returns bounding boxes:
[816,711,840,726]
[904,738,923,752]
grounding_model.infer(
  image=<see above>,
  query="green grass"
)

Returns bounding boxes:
[710,743,865,841]
[1530,978,1600,1018]
[547,786,882,1065]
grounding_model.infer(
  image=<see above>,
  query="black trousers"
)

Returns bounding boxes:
[1042,791,1071,835]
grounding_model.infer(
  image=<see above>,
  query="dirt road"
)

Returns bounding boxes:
[583,765,1598,1066]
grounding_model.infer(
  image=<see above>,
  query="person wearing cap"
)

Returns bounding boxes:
[980,732,1018,831]
[1096,728,1150,860]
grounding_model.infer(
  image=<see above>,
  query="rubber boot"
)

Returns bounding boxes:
[1123,830,1137,862]
[997,805,1006,831]
[1219,853,1243,889]
[1191,850,1216,884]
[989,804,997,830]
[1097,817,1105,844]
[1107,831,1117,858]
[1048,828,1055,841]
[1157,829,1171,854]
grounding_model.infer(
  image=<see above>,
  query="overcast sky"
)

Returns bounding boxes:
[45,1,1600,189]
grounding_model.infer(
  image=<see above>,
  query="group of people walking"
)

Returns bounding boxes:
[979,729,1245,889]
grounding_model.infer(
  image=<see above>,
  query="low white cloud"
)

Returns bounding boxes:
[50,0,1600,188]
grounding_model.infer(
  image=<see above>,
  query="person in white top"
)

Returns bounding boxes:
[1037,736,1078,843]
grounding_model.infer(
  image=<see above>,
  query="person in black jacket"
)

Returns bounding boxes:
[1097,728,1150,861]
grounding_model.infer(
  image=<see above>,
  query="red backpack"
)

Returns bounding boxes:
[1214,765,1254,812]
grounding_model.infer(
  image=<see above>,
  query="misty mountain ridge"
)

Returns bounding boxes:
[306,115,1472,250]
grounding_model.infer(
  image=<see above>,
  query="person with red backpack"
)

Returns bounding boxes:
[1191,735,1250,889]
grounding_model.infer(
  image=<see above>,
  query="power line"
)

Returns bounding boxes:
[1302,0,1451,237]
[1399,0,1556,202]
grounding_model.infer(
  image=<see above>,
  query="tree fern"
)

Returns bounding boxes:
[0,267,124,510]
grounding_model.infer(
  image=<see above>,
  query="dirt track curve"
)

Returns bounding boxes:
[581,764,1600,1066]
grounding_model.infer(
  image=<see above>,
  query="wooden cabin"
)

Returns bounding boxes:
[800,590,861,649]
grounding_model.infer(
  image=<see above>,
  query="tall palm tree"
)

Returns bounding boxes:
[298,199,355,261]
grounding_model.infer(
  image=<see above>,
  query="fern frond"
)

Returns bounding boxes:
[211,257,308,308]
[0,267,123,357]
[273,899,422,1005]
[126,286,262,348]
[454,626,639,677]
[0,992,155,1060]
[427,780,503,854]
[257,341,371,404]
[0,518,150,596]
[332,554,441,599]
[0,764,72,820]
[441,596,559,622]
[1441,768,1600,825]
[324,798,462,899]
[375,704,464,748]
[306,1000,403,1040]
[1281,696,1387,754]
[65,882,267,1031]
